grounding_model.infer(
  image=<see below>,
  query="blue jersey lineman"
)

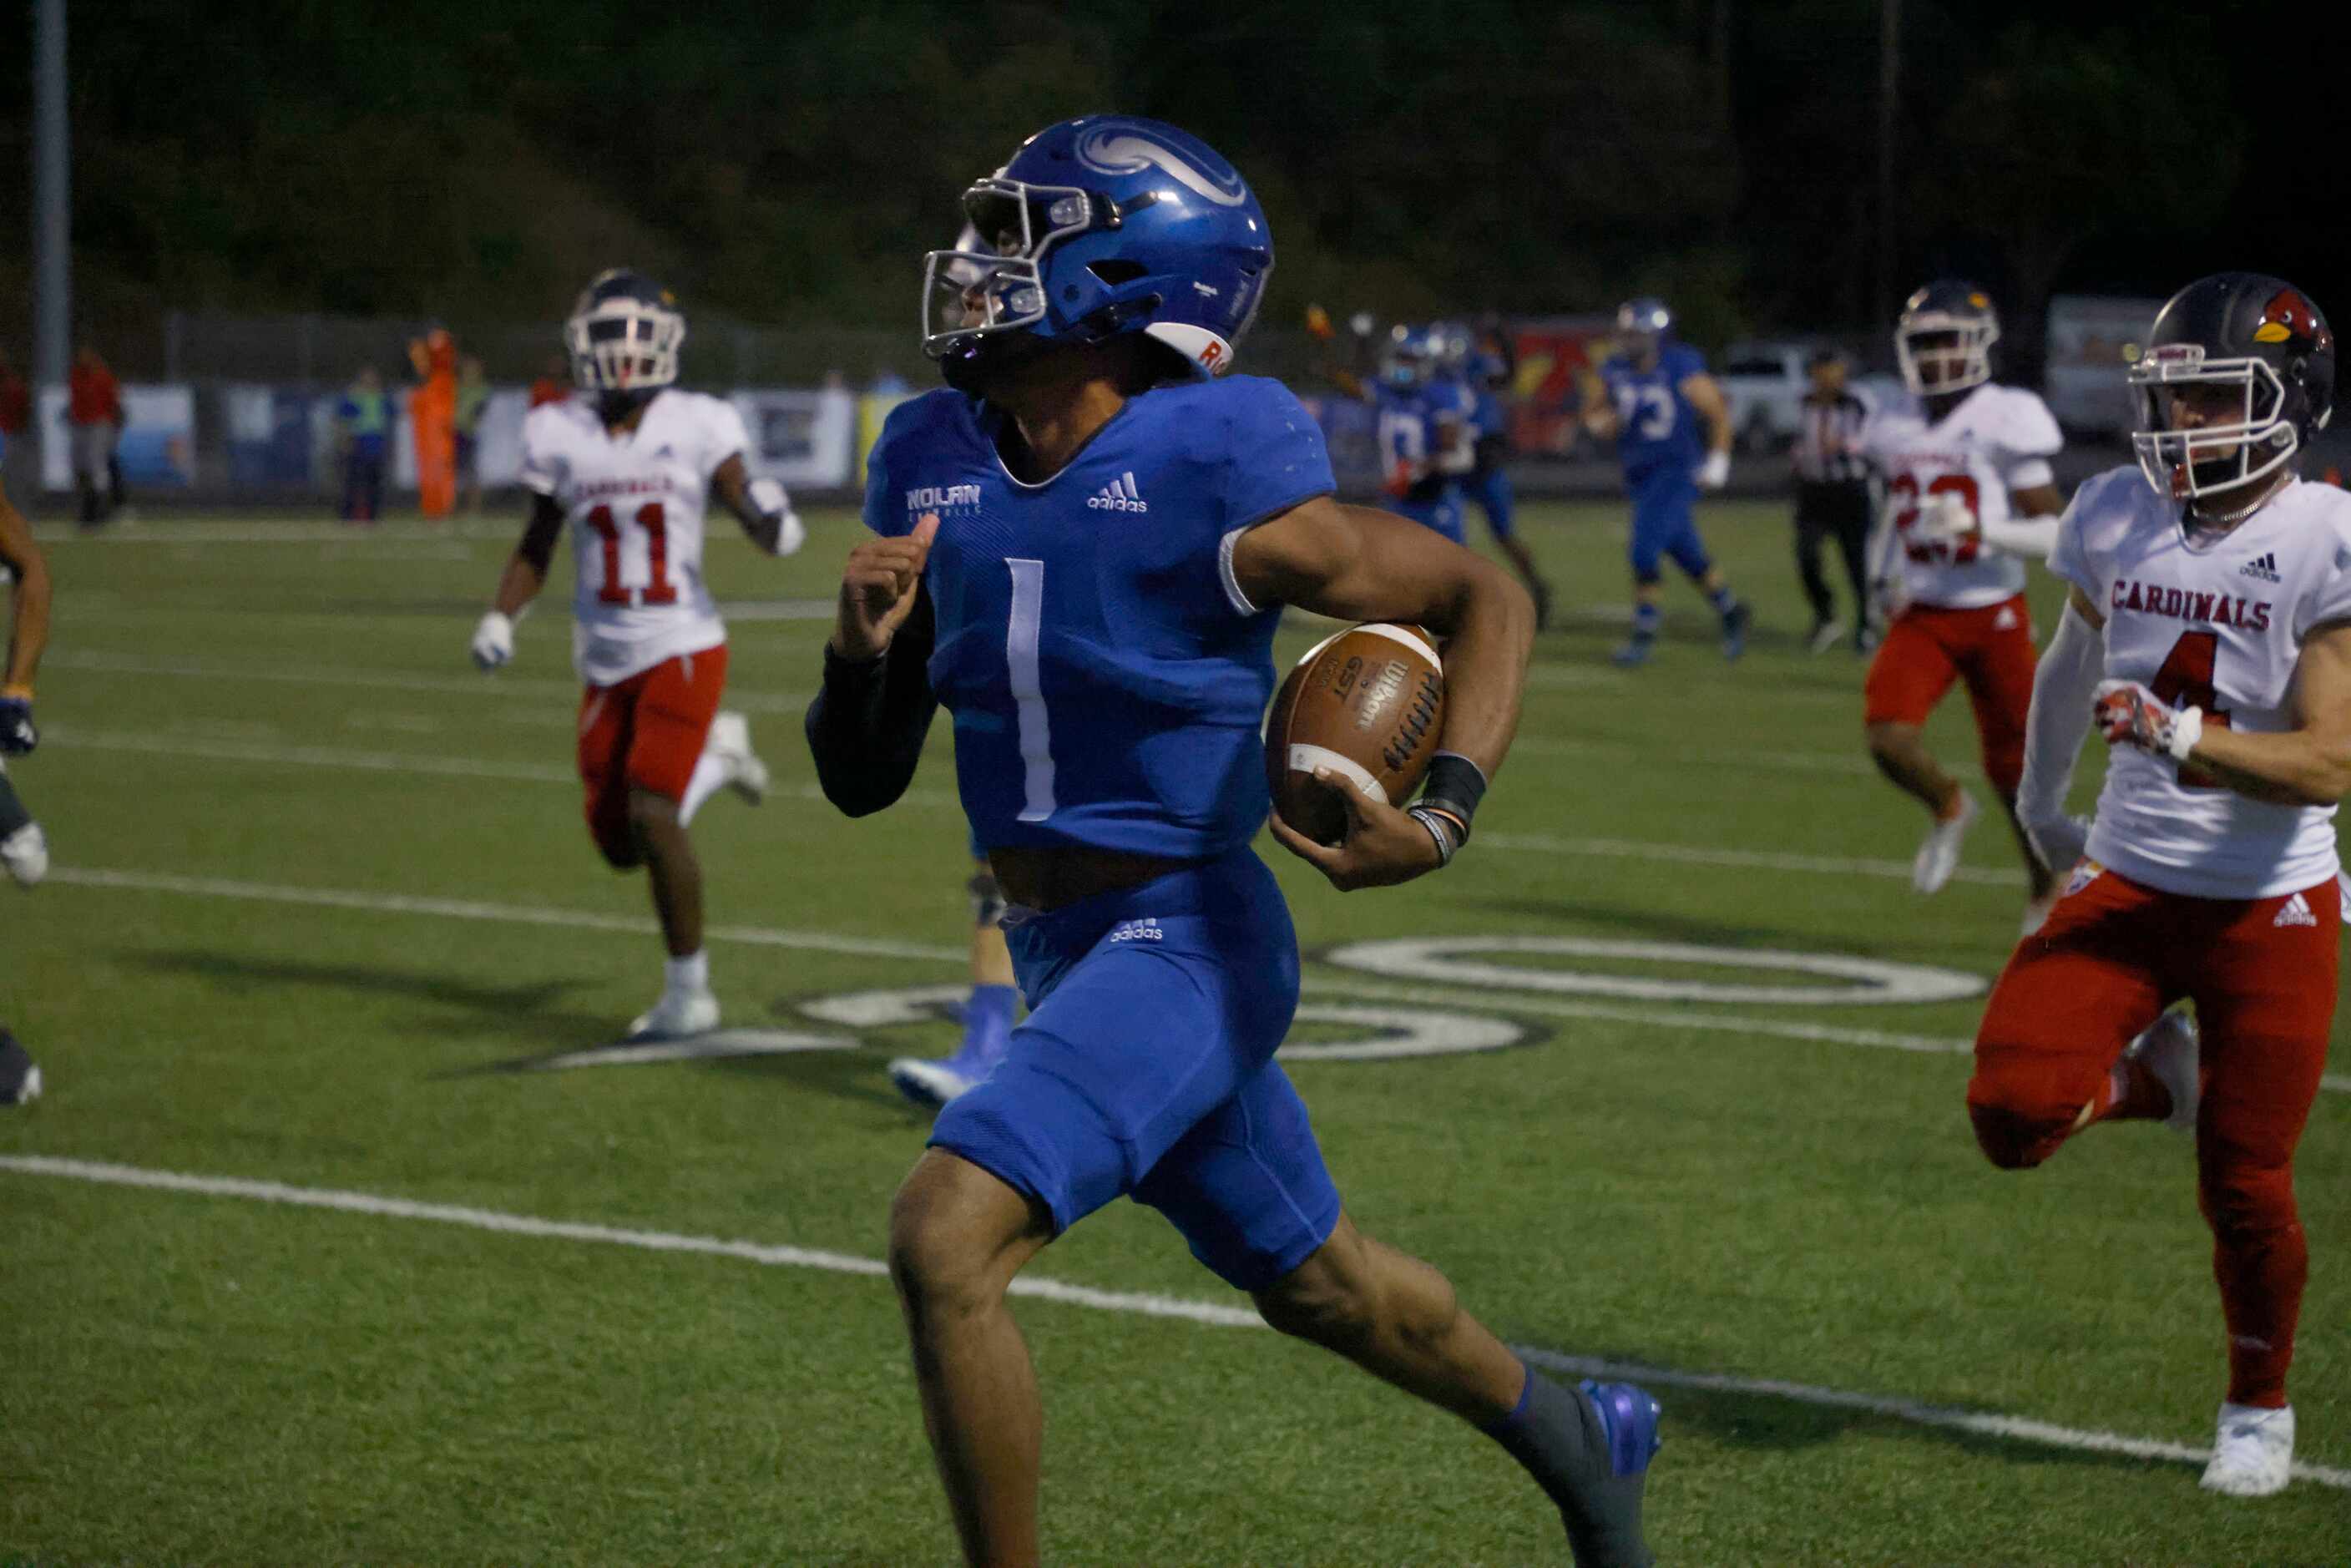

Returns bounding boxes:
[805,115,1660,1567]
[1447,318,1554,628]
[1372,325,1471,544]
[1583,298,1747,666]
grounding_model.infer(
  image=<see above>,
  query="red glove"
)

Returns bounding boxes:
[2093,680,2202,761]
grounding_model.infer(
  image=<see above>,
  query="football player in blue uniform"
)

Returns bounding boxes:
[807,116,1660,1567]
[1445,319,1554,628]
[1580,298,1747,666]
[1373,324,1474,544]
[0,471,51,1105]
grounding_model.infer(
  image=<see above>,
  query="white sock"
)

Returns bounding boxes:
[679,751,730,826]
[665,950,710,995]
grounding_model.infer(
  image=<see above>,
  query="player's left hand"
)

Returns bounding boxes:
[1268,767,1443,891]
[2093,679,2202,761]
[0,694,37,756]
[1696,450,1731,490]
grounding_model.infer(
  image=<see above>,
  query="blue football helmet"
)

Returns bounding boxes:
[1615,297,1672,363]
[1381,324,1444,388]
[922,116,1274,388]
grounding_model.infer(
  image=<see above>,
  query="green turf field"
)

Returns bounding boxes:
[3,499,2345,1565]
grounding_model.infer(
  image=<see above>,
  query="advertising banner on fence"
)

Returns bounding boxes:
[732,388,857,489]
[38,385,197,491]
[224,385,321,485]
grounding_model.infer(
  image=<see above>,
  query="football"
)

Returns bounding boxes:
[1264,622,1447,845]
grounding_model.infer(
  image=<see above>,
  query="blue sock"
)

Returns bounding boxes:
[1707,585,1737,617]
[1480,1358,1537,1437]
[1630,603,1661,640]
[960,983,1017,1061]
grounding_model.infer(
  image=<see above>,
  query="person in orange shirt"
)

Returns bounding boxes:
[407,327,458,519]
[67,345,124,527]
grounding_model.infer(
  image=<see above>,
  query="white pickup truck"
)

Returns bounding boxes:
[1717,340,1909,456]
[1716,341,1817,453]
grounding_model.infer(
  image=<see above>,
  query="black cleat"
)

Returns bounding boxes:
[0,1028,42,1106]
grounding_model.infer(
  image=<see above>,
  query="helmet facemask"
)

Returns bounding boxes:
[2130,345,2300,511]
[566,297,684,398]
[922,179,1107,362]
[1381,326,1433,389]
[1896,315,1997,397]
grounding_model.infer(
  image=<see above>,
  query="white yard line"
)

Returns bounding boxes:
[40,720,2029,883]
[3,1152,2343,1490]
[1479,830,2025,888]
[36,727,960,807]
[43,867,966,964]
[41,650,810,715]
[45,864,2351,1095]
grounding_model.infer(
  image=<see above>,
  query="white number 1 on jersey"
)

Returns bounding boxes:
[1005,559,1057,822]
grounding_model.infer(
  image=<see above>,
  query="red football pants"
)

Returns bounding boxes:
[1864,595,2036,794]
[576,645,728,867]
[1969,866,2340,1406]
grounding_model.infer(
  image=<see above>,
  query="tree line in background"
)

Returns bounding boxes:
[0,0,2311,376]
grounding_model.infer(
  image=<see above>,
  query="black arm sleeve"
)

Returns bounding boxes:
[803,583,939,817]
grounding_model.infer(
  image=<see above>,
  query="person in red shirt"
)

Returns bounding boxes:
[67,345,125,527]
[527,353,571,410]
[0,352,30,499]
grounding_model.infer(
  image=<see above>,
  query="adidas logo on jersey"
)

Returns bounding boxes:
[2274,893,2317,928]
[2241,551,2281,584]
[1110,918,1164,943]
[1087,472,1149,512]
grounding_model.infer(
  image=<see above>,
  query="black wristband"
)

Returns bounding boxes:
[823,640,889,678]
[1418,751,1489,842]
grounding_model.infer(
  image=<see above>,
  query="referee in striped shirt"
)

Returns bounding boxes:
[1792,348,1874,654]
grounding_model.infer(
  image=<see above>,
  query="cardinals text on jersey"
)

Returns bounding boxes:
[1865,383,2063,609]
[518,389,747,685]
[2052,468,2351,898]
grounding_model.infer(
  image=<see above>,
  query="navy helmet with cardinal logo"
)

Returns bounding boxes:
[2129,271,2336,509]
[922,116,1274,391]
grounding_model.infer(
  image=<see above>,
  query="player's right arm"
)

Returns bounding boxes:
[804,513,942,817]
[1578,363,1620,440]
[0,480,52,753]
[473,407,572,671]
[2015,584,2106,868]
[1234,497,1535,888]
[472,494,562,671]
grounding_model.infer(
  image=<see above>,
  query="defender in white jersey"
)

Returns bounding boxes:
[1858,281,2069,923]
[468,270,806,1041]
[0,473,51,1105]
[1970,273,2343,1498]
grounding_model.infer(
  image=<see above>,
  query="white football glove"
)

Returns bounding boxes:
[2023,812,2091,874]
[1696,450,1731,490]
[747,478,806,558]
[471,610,515,671]
[1912,490,1980,544]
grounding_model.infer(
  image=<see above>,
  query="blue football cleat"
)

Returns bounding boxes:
[889,987,1014,1111]
[1720,600,1752,660]
[1580,1379,1664,1477]
[1610,637,1654,669]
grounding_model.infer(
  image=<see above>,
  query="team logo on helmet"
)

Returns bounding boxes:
[2255,287,2331,349]
[1074,125,1250,206]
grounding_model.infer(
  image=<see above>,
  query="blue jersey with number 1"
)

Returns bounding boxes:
[1600,342,1707,482]
[864,375,1336,859]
